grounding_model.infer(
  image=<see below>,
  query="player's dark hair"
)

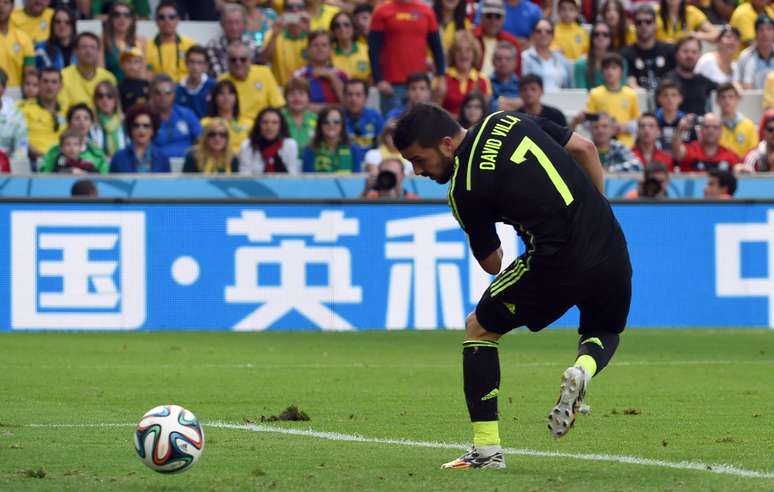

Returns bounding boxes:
[520,74,544,89]
[394,103,462,151]
[600,52,624,70]
[655,79,682,98]
[709,169,737,195]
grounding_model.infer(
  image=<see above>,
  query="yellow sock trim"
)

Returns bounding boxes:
[575,355,597,378]
[472,421,500,447]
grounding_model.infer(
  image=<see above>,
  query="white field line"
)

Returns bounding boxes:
[26,422,774,480]
[3,359,774,370]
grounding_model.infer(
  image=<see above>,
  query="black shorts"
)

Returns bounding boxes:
[475,248,632,336]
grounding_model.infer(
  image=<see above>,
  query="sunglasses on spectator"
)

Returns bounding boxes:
[229,56,248,64]
[323,118,342,125]
[157,13,178,21]
[592,31,610,37]
[208,131,228,139]
[635,17,654,26]
[96,92,114,99]
[766,126,774,133]
[112,10,132,18]
[333,21,352,28]
[483,13,503,19]
[132,122,152,129]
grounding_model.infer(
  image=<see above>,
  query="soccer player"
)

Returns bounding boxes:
[394,103,631,469]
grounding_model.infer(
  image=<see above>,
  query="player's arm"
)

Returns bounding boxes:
[479,247,503,275]
[565,132,604,194]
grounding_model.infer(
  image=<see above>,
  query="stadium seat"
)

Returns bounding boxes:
[541,89,648,120]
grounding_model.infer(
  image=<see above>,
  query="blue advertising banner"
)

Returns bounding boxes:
[0,202,771,331]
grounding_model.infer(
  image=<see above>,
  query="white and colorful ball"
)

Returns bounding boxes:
[134,405,204,474]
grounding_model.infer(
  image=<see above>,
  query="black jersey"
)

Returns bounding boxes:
[449,111,626,273]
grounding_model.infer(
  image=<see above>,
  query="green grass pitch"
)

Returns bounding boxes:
[1,329,773,491]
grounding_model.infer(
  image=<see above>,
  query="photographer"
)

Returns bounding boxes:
[363,158,418,199]
[625,162,670,199]
[672,112,740,172]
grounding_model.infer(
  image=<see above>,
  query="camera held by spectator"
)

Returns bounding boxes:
[363,158,418,199]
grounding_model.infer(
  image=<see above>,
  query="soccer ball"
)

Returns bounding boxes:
[134,405,205,473]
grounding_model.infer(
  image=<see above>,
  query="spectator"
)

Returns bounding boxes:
[239,107,300,174]
[766,70,774,109]
[146,1,195,81]
[695,25,740,84]
[201,79,252,154]
[437,30,491,117]
[458,92,487,129]
[60,32,117,111]
[621,4,676,93]
[363,157,417,198]
[715,82,759,159]
[433,0,469,57]
[175,46,214,119]
[489,41,520,113]
[242,0,276,48]
[110,104,170,172]
[70,178,98,196]
[343,78,383,167]
[20,67,63,161]
[740,114,774,172]
[219,40,285,121]
[672,112,740,171]
[38,104,109,173]
[293,31,348,111]
[501,0,542,47]
[729,0,774,46]
[588,112,643,172]
[656,0,717,44]
[330,12,370,82]
[362,119,412,175]
[118,47,149,111]
[102,1,146,84]
[280,77,316,160]
[352,4,372,44]
[632,112,674,171]
[574,22,626,90]
[703,169,737,198]
[516,74,567,126]
[368,0,445,115]
[12,0,53,44]
[90,0,149,19]
[473,0,521,79]
[262,0,310,87]
[738,15,774,90]
[47,129,101,173]
[626,162,670,198]
[0,68,29,172]
[149,74,201,160]
[665,36,717,115]
[306,0,339,31]
[600,0,635,50]
[553,0,587,61]
[303,106,358,172]
[385,72,433,121]
[0,0,35,89]
[34,6,76,71]
[21,70,39,100]
[576,53,639,146]
[91,80,127,158]
[521,19,573,91]
[654,79,686,150]
[183,118,239,173]
[206,3,262,79]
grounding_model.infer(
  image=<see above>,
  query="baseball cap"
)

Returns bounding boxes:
[755,14,774,32]
[119,47,144,63]
[481,0,506,16]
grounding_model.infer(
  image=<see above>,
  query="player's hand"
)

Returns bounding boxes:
[377,80,393,96]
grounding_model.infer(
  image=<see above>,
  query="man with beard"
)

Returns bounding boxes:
[621,4,676,94]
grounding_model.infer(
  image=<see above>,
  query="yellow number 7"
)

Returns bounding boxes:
[510,136,574,206]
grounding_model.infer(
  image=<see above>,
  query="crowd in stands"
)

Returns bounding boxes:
[0,0,772,197]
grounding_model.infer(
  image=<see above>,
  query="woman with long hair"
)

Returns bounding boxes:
[302,107,358,173]
[458,92,487,129]
[34,7,77,70]
[436,30,491,117]
[695,25,740,83]
[110,104,170,173]
[183,119,239,174]
[330,12,371,82]
[433,0,469,57]
[600,0,635,50]
[201,80,253,154]
[656,0,717,43]
[91,80,127,158]
[101,1,146,82]
[574,22,628,89]
[239,107,300,175]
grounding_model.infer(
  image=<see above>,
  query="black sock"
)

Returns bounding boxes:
[462,340,500,421]
[577,332,620,376]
